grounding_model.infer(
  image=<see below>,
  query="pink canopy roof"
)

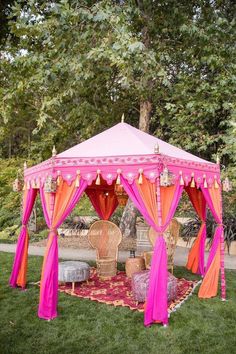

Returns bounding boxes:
[58,122,208,163]
[24,122,220,187]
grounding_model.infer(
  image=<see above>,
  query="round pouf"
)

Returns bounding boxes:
[131,270,177,303]
[58,261,90,293]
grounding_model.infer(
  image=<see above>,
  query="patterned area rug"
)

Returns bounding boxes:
[58,269,200,314]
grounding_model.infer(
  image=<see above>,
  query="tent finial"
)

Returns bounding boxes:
[52,145,57,157]
[216,153,220,165]
[24,161,27,169]
[154,143,159,154]
[121,113,125,123]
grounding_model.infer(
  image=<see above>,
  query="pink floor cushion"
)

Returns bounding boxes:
[131,270,177,303]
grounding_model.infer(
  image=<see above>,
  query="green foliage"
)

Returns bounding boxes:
[0,159,24,229]
[0,1,235,230]
[0,225,21,243]
[0,0,235,171]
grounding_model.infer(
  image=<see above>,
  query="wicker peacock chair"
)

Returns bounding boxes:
[88,220,122,277]
[144,218,180,273]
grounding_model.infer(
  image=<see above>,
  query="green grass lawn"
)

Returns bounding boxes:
[0,252,236,354]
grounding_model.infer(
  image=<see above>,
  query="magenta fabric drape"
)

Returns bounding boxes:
[145,184,183,326]
[185,187,207,275]
[200,187,225,300]
[38,179,88,320]
[121,176,183,326]
[201,188,222,270]
[9,188,38,288]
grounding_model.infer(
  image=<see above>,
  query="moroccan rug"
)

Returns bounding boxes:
[58,269,201,314]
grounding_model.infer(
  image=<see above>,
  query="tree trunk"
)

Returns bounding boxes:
[28,206,37,232]
[119,100,152,238]
[139,100,152,132]
[119,199,139,238]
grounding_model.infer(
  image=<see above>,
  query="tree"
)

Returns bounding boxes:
[0,0,235,226]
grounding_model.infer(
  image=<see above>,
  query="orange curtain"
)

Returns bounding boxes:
[160,185,176,225]
[86,188,118,220]
[198,186,225,299]
[185,187,207,275]
[198,244,220,298]
[135,176,158,226]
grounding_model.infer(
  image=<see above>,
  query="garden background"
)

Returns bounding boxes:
[0,0,235,245]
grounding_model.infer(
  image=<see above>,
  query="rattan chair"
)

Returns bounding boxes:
[144,218,180,273]
[88,220,122,277]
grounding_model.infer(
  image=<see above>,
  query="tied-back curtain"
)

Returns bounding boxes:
[121,176,183,326]
[185,187,207,275]
[38,179,88,320]
[86,189,118,220]
[9,188,38,288]
[199,187,225,299]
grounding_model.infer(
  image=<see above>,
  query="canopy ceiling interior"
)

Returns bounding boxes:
[24,122,220,187]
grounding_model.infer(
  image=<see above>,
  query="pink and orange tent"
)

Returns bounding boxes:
[9,122,225,326]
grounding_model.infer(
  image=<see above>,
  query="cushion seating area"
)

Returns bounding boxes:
[131,270,177,303]
[59,261,90,292]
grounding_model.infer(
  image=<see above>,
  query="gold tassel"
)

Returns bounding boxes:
[179,171,184,185]
[95,170,101,185]
[23,182,26,191]
[138,169,143,184]
[27,181,30,190]
[116,172,121,185]
[190,173,195,188]
[214,176,219,189]
[75,175,80,187]
[75,170,80,187]
[57,175,62,186]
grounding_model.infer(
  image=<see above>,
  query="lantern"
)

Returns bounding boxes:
[160,167,174,187]
[114,184,128,207]
[44,175,57,193]
[12,178,22,192]
[222,177,232,192]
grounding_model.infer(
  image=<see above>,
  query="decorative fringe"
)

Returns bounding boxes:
[179,171,184,186]
[214,176,219,189]
[190,173,195,188]
[168,280,202,316]
[23,183,26,191]
[138,169,143,184]
[27,181,31,190]
[95,170,101,185]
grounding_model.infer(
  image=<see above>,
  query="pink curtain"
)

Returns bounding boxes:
[86,189,118,220]
[199,187,225,299]
[185,187,207,275]
[9,188,38,288]
[121,176,183,326]
[38,179,88,320]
